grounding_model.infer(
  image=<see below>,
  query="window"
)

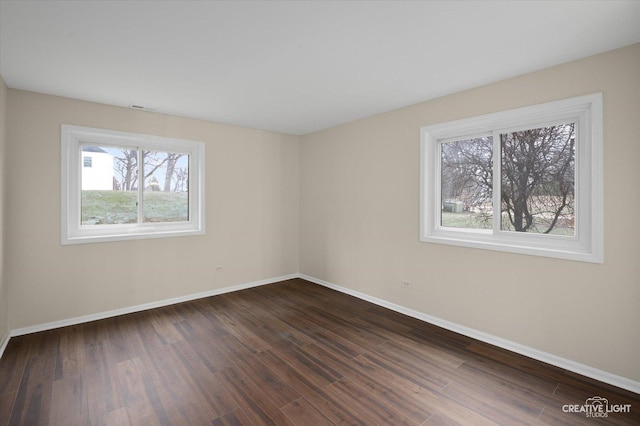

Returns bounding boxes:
[62,125,205,244]
[420,93,603,263]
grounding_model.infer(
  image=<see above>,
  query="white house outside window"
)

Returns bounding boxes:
[62,125,205,244]
[420,93,603,263]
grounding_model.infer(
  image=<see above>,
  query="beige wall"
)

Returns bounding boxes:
[3,44,639,384]
[0,76,7,346]
[300,44,640,382]
[6,90,299,330]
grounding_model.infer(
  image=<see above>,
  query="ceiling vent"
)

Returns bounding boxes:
[128,104,157,112]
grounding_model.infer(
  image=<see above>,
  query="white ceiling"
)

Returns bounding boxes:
[1,1,639,135]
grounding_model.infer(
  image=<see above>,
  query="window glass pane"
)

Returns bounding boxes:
[500,123,575,235]
[440,136,493,229]
[142,151,189,223]
[81,146,138,225]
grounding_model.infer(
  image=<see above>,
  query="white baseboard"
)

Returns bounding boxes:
[3,272,638,395]
[9,273,298,337]
[299,273,640,395]
[0,332,9,360]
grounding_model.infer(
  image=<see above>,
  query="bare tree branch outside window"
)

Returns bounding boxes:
[82,147,190,225]
[441,136,493,229]
[439,123,575,235]
[500,123,575,235]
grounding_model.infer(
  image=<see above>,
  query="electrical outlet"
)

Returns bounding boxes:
[401,280,412,288]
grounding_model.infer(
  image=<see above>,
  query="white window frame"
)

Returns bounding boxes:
[61,125,205,245]
[420,93,603,263]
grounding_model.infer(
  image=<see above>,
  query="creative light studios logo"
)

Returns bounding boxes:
[562,396,632,418]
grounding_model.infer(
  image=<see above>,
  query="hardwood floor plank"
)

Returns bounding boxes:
[211,408,254,426]
[308,328,365,359]
[212,311,272,354]
[281,397,334,425]
[271,281,330,308]
[407,324,475,354]
[230,304,315,348]
[147,310,184,345]
[536,406,592,426]
[168,341,238,417]
[329,322,389,349]
[299,342,356,380]
[255,348,363,425]
[347,316,408,343]
[134,330,220,425]
[462,340,640,425]
[2,280,639,425]
[423,387,522,426]
[121,307,189,425]
[116,357,169,425]
[0,390,17,426]
[186,334,235,373]
[348,354,436,423]
[216,333,300,408]
[439,381,542,425]
[325,377,418,425]
[156,384,218,426]
[173,302,230,340]
[217,366,295,426]
[307,291,374,320]
[104,316,144,364]
[270,341,343,386]
[563,370,640,400]
[0,336,30,395]
[54,325,85,380]
[84,346,127,421]
[88,406,131,426]
[289,305,353,332]
[390,331,467,370]
[218,291,258,312]
[424,409,498,426]
[8,332,59,426]
[48,374,86,425]
[9,379,54,426]
[367,341,452,391]
[457,355,560,398]
[275,311,330,338]
[355,308,415,336]
[466,341,567,380]
[83,319,110,350]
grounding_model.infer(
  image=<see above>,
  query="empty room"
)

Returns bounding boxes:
[0,1,639,425]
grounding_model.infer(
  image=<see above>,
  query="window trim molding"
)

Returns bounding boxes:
[61,125,206,245]
[420,93,603,263]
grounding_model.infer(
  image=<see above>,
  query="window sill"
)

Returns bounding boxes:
[62,227,205,245]
[421,232,602,263]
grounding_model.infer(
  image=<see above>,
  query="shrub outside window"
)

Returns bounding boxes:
[420,94,603,263]
[62,125,205,244]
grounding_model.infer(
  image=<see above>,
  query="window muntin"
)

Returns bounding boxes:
[62,125,205,244]
[421,93,603,263]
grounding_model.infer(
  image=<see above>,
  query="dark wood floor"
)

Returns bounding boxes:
[1,279,638,425]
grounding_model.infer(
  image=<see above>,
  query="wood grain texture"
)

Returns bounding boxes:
[1,278,638,425]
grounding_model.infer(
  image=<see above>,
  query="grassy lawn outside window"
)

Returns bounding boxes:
[61,125,205,244]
